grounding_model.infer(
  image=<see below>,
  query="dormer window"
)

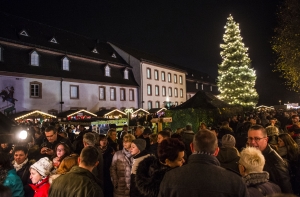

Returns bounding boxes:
[30,51,39,66]
[20,30,29,37]
[111,53,116,58]
[105,65,111,77]
[196,83,198,89]
[62,56,70,71]
[92,48,98,54]
[49,37,58,44]
[124,69,129,79]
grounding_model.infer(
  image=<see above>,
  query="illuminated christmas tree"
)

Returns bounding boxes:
[218,14,258,107]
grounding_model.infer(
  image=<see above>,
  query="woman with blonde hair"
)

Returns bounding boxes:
[110,133,135,197]
[49,154,79,184]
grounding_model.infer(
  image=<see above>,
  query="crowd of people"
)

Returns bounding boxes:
[0,109,299,197]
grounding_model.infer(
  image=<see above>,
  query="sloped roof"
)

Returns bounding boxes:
[57,109,97,118]
[0,12,138,87]
[172,91,231,110]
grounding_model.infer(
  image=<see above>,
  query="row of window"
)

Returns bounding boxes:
[0,46,129,79]
[147,84,184,98]
[30,82,134,101]
[147,101,182,109]
[146,68,183,84]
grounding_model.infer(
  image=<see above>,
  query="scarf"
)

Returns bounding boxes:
[243,171,269,186]
[0,167,8,184]
[12,158,28,172]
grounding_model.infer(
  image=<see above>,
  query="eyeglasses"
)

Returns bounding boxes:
[247,137,266,142]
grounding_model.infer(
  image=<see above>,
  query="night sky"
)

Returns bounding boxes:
[0,0,299,106]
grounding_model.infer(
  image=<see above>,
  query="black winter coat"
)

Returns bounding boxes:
[135,156,171,197]
[262,144,293,193]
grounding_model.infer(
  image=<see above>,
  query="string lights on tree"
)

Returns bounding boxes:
[217,14,258,107]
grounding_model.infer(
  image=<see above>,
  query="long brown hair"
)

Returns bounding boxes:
[278,133,299,162]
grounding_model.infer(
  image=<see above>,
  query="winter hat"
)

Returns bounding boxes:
[132,139,146,151]
[30,157,53,177]
[222,134,236,148]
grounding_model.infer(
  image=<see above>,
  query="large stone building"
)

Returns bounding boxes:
[0,12,139,115]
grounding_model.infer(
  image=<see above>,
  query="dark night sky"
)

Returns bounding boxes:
[0,0,299,105]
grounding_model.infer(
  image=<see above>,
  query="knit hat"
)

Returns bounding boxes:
[132,139,146,151]
[30,157,53,177]
[222,134,236,148]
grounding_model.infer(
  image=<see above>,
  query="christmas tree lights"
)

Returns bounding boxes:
[218,15,258,107]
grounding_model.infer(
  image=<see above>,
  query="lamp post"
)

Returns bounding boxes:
[124,108,133,128]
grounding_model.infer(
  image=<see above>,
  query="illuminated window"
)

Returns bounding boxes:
[148,101,152,110]
[154,70,159,80]
[179,75,183,84]
[174,88,178,97]
[180,89,183,98]
[30,81,42,98]
[110,87,116,100]
[30,51,39,66]
[120,88,126,101]
[147,84,152,95]
[196,83,198,89]
[62,56,69,71]
[70,85,79,99]
[99,86,106,100]
[162,86,166,96]
[146,68,151,79]
[155,85,159,96]
[168,87,172,97]
[168,73,172,82]
[105,65,111,77]
[129,89,134,101]
[162,72,165,81]
[174,74,177,83]
[155,101,160,108]
[124,69,129,79]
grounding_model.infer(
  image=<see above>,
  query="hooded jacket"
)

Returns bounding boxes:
[135,156,171,197]
[3,169,24,197]
[29,176,50,197]
[48,166,103,197]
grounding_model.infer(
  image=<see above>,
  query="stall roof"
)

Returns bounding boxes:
[57,109,97,118]
[132,108,149,114]
[148,108,167,113]
[10,110,56,120]
[95,109,126,117]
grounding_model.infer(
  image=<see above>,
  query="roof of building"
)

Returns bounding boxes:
[0,12,138,86]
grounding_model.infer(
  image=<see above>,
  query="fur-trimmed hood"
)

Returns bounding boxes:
[135,156,171,197]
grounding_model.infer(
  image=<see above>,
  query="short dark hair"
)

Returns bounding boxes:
[80,146,99,167]
[99,134,107,141]
[0,185,12,197]
[158,130,171,138]
[13,146,28,155]
[83,133,96,146]
[158,138,185,163]
[45,125,57,134]
[193,129,217,154]
[248,125,267,137]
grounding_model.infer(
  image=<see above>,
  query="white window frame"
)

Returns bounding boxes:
[162,86,166,96]
[155,85,159,96]
[180,89,183,98]
[129,89,134,101]
[105,65,111,77]
[70,85,79,99]
[146,68,151,79]
[30,51,39,66]
[168,87,172,97]
[110,87,116,100]
[30,82,42,98]
[124,69,129,79]
[168,73,172,82]
[161,72,165,81]
[120,88,126,101]
[174,88,178,97]
[99,86,106,100]
[62,57,70,71]
[147,84,152,95]
[174,74,177,83]
[179,75,183,84]
[154,70,159,80]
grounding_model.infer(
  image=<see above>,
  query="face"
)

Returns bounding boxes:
[1,143,8,149]
[110,131,117,141]
[34,133,41,139]
[130,143,140,156]
[166,151,185,168]
[135,128,143,137]
[123,141,132,150]
[100,138,108,147]
[45,130,57,143]
[250,118,256,125]
[157,134,165,144]
[278,137,285,148]
[247,129,268,151]
[30,168,43,184]
[14,150,28,165]
[292,116,299,124]
[56,144,66,158]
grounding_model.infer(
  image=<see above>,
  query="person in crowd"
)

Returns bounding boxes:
[286,114,299,132]
[49,154,79,184]
[216,134,240,172]
[157,130,171,144]
[40,126,72,158]
[266,126,280,150]
[147,133,158,155]
[66,127,75,143]
[198,122,207,130]
[142,128,152,149]
[0,143,13,155]
[117,126,128,151]
[83,133,104,187]
[238,147,281,196]
[34,130,44,147]
[107,129,119,152]
[175,128,184,134]
[110,134,135,197]
[210,126,222,147]
[277,133,300,195]
[229,115,239,133]
[287,123,300,147]
[99,134,114,197]
[0,185,12,197]
[72,125,88,154]
[130,139,150,197]
[0,152,24,197]
[12,146,34,197]
[218,121,234,139]
[181,124,194,157]
[52,143,71,171]
[158,129,249,197]
[57,131,68,139]
[134,126,145,139]
[29,157,53,197]
[136,138,185,197]
[247,125,293,193]
[49,146,103,197]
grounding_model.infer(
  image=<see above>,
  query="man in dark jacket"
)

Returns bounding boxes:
[247,125,293,194]
[49,146,104,197]
[158,129,249,197]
